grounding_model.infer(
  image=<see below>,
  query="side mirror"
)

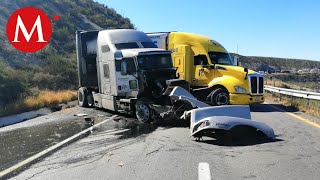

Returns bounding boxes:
[244,67,248,73]
[244,67,248,80]
[115,50,123,61]
[233,56,239,66]
[121,60,127,75]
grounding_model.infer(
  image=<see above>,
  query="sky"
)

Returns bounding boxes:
[96,0,320,60]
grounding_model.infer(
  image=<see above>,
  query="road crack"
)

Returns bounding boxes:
[146,145,164,156]
[24,166,59,180]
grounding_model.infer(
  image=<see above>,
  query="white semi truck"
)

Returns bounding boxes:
[76,29,188,123]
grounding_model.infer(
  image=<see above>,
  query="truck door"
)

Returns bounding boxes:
[101,63,111,94]
[97,43,114,95]
[192,54,211,87]
[171,45,193,82]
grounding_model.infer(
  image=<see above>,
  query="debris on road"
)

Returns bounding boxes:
[118,161,124,167]
[169,87,276,141]
[74,113,88,117]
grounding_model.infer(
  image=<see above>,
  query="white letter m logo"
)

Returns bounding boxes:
[12,15,47,42]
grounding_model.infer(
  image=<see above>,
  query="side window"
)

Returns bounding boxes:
[103,64,110,78]
[116,61,121,71]
[125,58,137,73]
[194,55,208,66]
[101,45,110,53]
[141,42,158,48]
[115,58,136,73]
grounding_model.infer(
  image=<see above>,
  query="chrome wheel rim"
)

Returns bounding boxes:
[136,104,150,123]
[216,93,228,105]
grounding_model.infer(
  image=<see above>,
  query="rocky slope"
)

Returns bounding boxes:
[0,0,134,106]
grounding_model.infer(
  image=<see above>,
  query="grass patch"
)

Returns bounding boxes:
[0,90,77,117]
[265,77,300,90]
[265,74,320,92]
[265,92,320,118]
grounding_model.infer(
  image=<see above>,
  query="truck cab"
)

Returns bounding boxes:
[76,29,182,123]
[147,32,264,105]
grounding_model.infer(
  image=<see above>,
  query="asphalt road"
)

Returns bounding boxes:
[5,101,320,180]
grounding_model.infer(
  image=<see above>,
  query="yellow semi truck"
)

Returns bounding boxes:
[147,32,264,105]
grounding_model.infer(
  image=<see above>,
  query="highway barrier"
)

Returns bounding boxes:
[264,85,320,101]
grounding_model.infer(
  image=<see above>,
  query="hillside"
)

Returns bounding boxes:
[233,54,320,92]
[0,0,134,109]
[0,0,133,67]
[231,54,320,71]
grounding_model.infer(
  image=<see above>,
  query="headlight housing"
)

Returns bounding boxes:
[234,86,246,93]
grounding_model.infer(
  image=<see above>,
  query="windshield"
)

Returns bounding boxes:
[208,52,233,65]
[115,42,139,49]
[137,54,173,70]
[141,42,158,48]
[114,42,157,50]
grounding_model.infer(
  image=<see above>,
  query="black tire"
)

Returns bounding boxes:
[78,87,89,107]
[135,99,153,123]
[210,88,229,106]
[87,93,94,107]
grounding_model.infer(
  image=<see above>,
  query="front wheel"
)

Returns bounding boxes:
[210,88,229,106]
[135,99,153,123]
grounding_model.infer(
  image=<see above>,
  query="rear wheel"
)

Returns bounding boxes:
[210,88,229,106]
[78,87,89,107]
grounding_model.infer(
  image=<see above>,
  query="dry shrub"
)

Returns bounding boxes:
[0,90,77,117]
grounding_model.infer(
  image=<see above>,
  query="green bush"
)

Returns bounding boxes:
[0,61,26,107]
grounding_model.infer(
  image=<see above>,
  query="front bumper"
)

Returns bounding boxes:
[229,93,264,105]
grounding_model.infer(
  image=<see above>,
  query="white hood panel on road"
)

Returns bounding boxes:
[169,87,275,140]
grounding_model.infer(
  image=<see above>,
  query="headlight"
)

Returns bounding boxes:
[234,86,246,93]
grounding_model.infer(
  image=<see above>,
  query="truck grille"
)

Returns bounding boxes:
[249,75,264,95]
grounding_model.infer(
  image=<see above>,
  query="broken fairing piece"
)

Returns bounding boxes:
[169,87,209,108]
[169,87,275,140]
[189,106,275,139]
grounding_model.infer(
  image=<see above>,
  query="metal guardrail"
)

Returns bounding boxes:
[264,85,320,101]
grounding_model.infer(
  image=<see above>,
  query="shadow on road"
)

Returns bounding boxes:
[250,103,298,113]
[199,137,283,147]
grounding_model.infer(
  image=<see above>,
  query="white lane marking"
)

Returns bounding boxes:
[0,115,118,178]
[198,162,211,180]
